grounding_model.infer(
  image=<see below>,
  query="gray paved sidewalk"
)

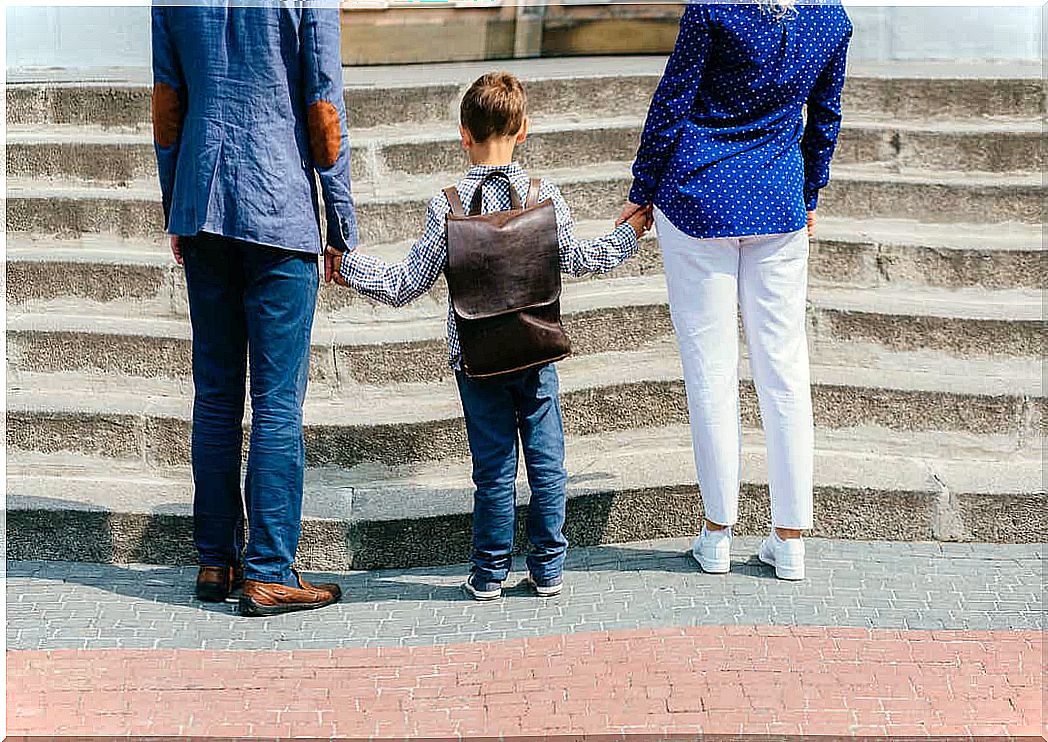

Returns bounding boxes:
[8,537,1042,651]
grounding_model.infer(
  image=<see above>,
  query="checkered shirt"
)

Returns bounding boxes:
[340,163,640,369]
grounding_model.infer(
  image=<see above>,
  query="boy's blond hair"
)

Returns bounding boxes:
[460,72,527,143]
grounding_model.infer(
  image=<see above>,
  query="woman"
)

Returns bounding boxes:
[621,0,852,580]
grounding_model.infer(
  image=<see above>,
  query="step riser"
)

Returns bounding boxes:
[9,300,1042,385]
[810,240,1046,292]
[7,234,1046,315]
[818,179,1041,226]
[9,487,1045,569]
[8,176,1042,244]
[8,126,1041,184]
[8,77,1043,128]
[8,381,1042,471]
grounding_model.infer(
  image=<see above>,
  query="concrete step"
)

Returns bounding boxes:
[6,219,1045,322]
[7,165,1044,246]
[7,60,1043,129]
[8,267,1043,385]
[7,423,1044,568]
[8,116,1042,185]
[7,340,1043,475]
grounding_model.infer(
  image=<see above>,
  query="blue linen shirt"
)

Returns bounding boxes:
[151,3,359,254]
[629,1,852,239]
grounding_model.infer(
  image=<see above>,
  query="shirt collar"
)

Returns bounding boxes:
[466,162,525,179]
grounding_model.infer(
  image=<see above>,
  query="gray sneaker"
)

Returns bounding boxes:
[462,573,502,601]
[525,574,563,597]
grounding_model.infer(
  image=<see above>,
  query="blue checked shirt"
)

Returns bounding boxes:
[341,163,639,368]
[630,1,852,239]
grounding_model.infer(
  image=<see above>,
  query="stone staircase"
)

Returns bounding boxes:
[7,58,1045,569]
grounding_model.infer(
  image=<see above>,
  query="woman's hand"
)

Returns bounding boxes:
[617,201,648,227]
[625,205,654,238]
[807,210,816,238]
[618,201,654,238]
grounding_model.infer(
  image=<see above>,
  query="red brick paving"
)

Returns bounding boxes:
[8,626,1043,737]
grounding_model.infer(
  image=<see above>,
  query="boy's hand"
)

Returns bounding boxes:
[624,204,654,239]
[170,235,183,266]
[807,210,816,238]
[324,246,349,286]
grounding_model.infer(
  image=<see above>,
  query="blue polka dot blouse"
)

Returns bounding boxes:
[629,1,852,239]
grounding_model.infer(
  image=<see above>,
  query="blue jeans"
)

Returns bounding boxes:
[455,364,569,583]
[182,232,318,586]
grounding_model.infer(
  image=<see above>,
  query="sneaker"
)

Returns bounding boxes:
[462,573,502,601]
[691,523,732,574]
[524,574,563,597]
[758,531,805,581]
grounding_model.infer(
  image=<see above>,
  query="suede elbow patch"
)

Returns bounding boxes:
[308,99,342,168]
[151,82,184,149]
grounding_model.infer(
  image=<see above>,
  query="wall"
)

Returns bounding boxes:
[5,4,1043,77]
[847,6,1042,63]
[7,6,151,75]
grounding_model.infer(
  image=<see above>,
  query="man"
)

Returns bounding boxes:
[151,4,357,616]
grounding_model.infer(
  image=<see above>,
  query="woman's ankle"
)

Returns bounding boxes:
[705,519,730,532]
[774,527,803,540]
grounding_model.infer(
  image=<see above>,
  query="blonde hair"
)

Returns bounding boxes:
[757,0,799,19]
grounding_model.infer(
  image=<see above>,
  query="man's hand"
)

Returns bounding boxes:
[170,235,183,266]
[807,210,816,238]
[324,246,349,286]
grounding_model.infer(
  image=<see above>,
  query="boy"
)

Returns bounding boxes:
[329,72,651,600]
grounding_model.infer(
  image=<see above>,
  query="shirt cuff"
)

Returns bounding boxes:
[627,180,655,209]
[338,249,356,284]
[613,220,642,250]
[804,188,819,212]
[326,206,359,252]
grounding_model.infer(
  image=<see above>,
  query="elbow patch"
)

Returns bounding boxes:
[308,99,342,168]
[151,82,184,149]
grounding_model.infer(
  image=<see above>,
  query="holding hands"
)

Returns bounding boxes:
[617,201,654,239]
[324,246,349,286]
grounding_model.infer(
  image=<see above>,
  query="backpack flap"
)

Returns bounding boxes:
[445,199,560,321]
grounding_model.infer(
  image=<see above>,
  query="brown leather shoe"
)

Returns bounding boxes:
[225,564,247,603]
[196,565,234,603]
[238,568,342,617]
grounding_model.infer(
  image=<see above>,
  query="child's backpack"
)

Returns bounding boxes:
[443,170,572,378]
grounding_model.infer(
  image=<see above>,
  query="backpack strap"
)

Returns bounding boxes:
[444,186,466,216]
[526,177,542,209]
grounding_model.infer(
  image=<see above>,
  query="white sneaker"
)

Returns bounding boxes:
[758,531,805,581]
[690,523,732,574]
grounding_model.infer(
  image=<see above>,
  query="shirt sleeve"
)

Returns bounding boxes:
[301,7,360,252]
[548,182,640,278]
[339,196,448,307]
[150,7,184,230]
[801,30,852,212]
[628,4,711,207]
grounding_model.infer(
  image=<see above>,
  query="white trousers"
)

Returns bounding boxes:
[656,209,814,530]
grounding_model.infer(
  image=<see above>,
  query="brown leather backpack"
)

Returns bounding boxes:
[444,171,572,378]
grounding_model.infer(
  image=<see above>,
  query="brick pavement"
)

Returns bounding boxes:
[7,538,1045,736]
